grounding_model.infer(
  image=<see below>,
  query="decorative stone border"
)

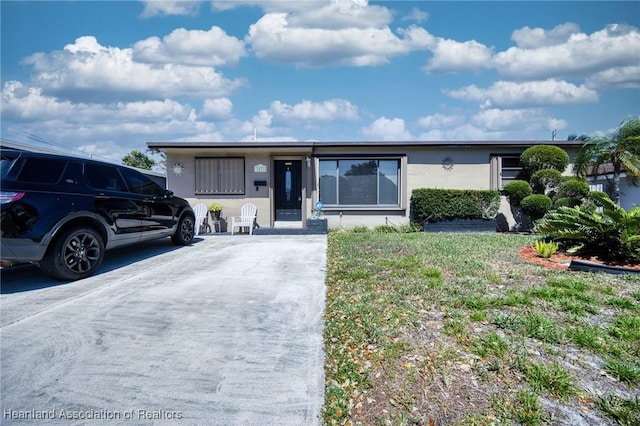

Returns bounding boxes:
[569,259,640,275]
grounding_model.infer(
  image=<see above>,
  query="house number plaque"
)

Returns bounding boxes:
[254,164,267,173]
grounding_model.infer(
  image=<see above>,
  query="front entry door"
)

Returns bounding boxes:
[274,160,302,221]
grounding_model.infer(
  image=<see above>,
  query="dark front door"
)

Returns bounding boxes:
[274,160,302,221]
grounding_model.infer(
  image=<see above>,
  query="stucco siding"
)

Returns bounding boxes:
[152,141,584,230]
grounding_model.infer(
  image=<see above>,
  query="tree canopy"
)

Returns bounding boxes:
[573,116,640,204]
[122,149,156,170]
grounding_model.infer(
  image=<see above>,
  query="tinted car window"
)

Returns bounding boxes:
[0,151,20,178]
[61,162,84,185]
[119,167,164,196]
[18,158,66,184]
[84,164,127,191]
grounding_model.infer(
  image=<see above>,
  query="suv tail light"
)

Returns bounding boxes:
[0,191,25,204]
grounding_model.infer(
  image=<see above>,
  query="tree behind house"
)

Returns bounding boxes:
[122,149,156,170]
[572,116,640,205]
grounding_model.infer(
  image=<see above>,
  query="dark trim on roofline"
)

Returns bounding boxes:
[147,140,584,149]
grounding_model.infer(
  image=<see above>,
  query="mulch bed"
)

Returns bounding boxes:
[518,245,640,271]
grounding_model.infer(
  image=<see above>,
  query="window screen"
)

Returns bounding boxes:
[195,157,244,194]
[490,155,524,189]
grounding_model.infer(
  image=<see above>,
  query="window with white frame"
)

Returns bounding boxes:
[195,157,244,194]
[319,158,400,207]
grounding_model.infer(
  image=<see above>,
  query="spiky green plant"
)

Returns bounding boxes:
[535,191,640,261]
[534,240,559,258]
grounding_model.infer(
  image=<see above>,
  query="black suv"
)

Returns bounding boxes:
[1,149,195,280]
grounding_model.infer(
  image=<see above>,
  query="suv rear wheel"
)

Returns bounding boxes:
[40,227,105,281]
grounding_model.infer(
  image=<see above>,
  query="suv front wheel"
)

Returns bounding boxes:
[40,227,105,281]
[171,214,195,245]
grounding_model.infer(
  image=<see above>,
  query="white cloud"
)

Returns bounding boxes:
[270,99,359,122]
[140,1,202,18]
[424,38,493,73]
[1,80,223,160]
[242,109,275,136]
[511,23,581,49]
[24,36,245,102]
[132,26,246,67]
[418,124,494,141]
[167,131,226,143]
[446,79,598,108]
[245,4,433,67]
[402,7,428,23]
[233,109,303,141]
[2,81,76,120]
[472,108,567,133]
[417,113,465,129]
[493,24,640,80]
[416,109,568,141]
[238,134,298,143]
[586,65,640,90]
[287,0,392,30]
[230,98,360,139]
[361,117,412,140]
[200,98,233,120]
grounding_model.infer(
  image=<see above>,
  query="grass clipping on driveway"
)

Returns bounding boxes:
[323,231,640,426]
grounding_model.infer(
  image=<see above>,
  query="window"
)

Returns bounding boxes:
[319,159,400,207]
[18,158,66,184]
[490,155,524,189]
[195,157,244,195]
[84,164,127,191]
[119,167,164,196]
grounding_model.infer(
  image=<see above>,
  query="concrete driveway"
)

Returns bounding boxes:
[1,234,327,425]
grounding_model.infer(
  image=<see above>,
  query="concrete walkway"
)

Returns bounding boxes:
[1,234,327,425]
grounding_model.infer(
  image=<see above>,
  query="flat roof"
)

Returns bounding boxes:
[148,140,583,149]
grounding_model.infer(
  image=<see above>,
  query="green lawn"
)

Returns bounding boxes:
[323,231,640,426]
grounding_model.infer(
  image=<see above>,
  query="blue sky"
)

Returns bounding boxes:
[1,1,639,165]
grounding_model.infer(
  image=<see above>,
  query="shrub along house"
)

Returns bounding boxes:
[146,140,583,230]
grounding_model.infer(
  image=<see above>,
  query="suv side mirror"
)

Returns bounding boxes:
[164,190,174,198]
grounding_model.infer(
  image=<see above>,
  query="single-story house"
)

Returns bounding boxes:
[586,167,640,211]
[147,140,584,230]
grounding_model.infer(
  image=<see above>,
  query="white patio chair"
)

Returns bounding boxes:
[231,203,258,235]
[192,203,209,236]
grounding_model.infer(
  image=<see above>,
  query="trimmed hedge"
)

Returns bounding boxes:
[503,180,533,208]
[520,145,569,175]
[411,188,500,223]
[530,169,563,195]
[557,176,590,200]
[521,194,552,221]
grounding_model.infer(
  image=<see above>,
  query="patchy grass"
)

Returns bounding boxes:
[323,231,640,425]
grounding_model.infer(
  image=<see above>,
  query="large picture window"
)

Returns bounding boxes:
[319,159,400,207]
[195,157,244,194]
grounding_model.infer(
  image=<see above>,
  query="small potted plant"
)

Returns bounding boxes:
[208,203,223,220]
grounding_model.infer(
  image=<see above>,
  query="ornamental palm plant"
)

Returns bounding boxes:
[572,117,640,205]
[535,191,640,262]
